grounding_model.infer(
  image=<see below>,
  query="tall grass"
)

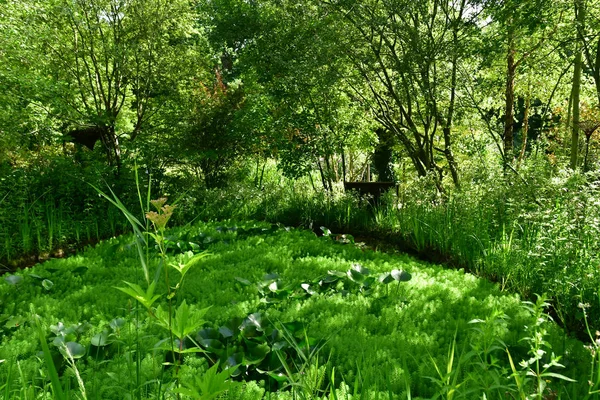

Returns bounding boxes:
[176,166,600,339]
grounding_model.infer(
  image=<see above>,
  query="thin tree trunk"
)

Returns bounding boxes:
[571,0,585,170]
[259,161,266,188]
[517,93,530,168]
[317,158,329,191]
[504,27,516,166]
[566,83,574,150]
[341,147,347,183]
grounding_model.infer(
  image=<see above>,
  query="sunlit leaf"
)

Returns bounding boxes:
[4,275,22,285]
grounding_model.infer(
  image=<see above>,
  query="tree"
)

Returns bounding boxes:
[483,0,565,166]
[2,0,202,171]
[319,0,482,190]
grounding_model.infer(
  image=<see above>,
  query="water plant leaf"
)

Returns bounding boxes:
[351,263,370,275]
[391,269,412,282]
[218,326,234,338]
[197,328,225,352]
[91,331,110,347]
[42,279,54,291]
[268,281,280,292]
[328,270,346,278]
[234,277,251,286]
[301,283,316,295]
[225,353,244,377]
[4,275,22,285]
[348,264,370,282]
[61,342,85,359]
[109,318,125,331]
[244,341,270,365]
[320,226,332,236]
[4,315,25,329]
[267,372,288,383]
[263,273,279,281]
[379,273,394,284]
[242,313,263,331]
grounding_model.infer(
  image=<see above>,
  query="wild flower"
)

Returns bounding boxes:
[146,199,175,230]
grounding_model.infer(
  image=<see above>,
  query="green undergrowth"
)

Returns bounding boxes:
[0,220,592,399]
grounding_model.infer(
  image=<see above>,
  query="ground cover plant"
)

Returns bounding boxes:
[180,165,600,341]
[5,0,600,397]
[0,218,593,399]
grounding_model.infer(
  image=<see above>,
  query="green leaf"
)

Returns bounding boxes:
[391,269,411,282]
[268,281,280,292]
[71,266,88,275]
[218,326,234,338]
[60,342,85,359]
[347,264,370,282]
[4,275,22,285]
[379,273,394,284]
[115,281,162,310]
[109,318,125,331]
[42,279,54,291]
[234,276,251,286]
[4,315,26,329]
[244,340,270,365]
[242,313,263,331]
[301,283,316,295]
[158,301,209,341]
[91,331,110,347]
[89,183,149,283]
[175,362,241,400]
[540,372,576,382]
[171,251,210,279]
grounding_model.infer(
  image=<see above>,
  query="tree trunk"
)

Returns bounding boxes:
[517,93,530,168]
[571,0,585,170]
[504,27,516,166]
[443,127,460,187]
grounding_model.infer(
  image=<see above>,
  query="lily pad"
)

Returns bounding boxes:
[109,318,125,331]
[4,275,23,285]
[263,273,279,281]
[379,272,394,284]
[391,269,412,282]
[242,313,263,331]
[225,353,245,377]
[91,331,110,347]
[234,276,251,286]
[244,341,270,365]
[348,265,370,282]
[4,315,26,329]
[219,325,235,338]
[301,283,316,295]
[268,281,280,292]
[42,279,54,291]
[61,342,86,359]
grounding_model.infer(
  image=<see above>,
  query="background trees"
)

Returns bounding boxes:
[2,0,600,186]
[2,0,203,171]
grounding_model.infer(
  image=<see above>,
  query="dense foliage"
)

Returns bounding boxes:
[0,221,590,398]
[3,0,600,397]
